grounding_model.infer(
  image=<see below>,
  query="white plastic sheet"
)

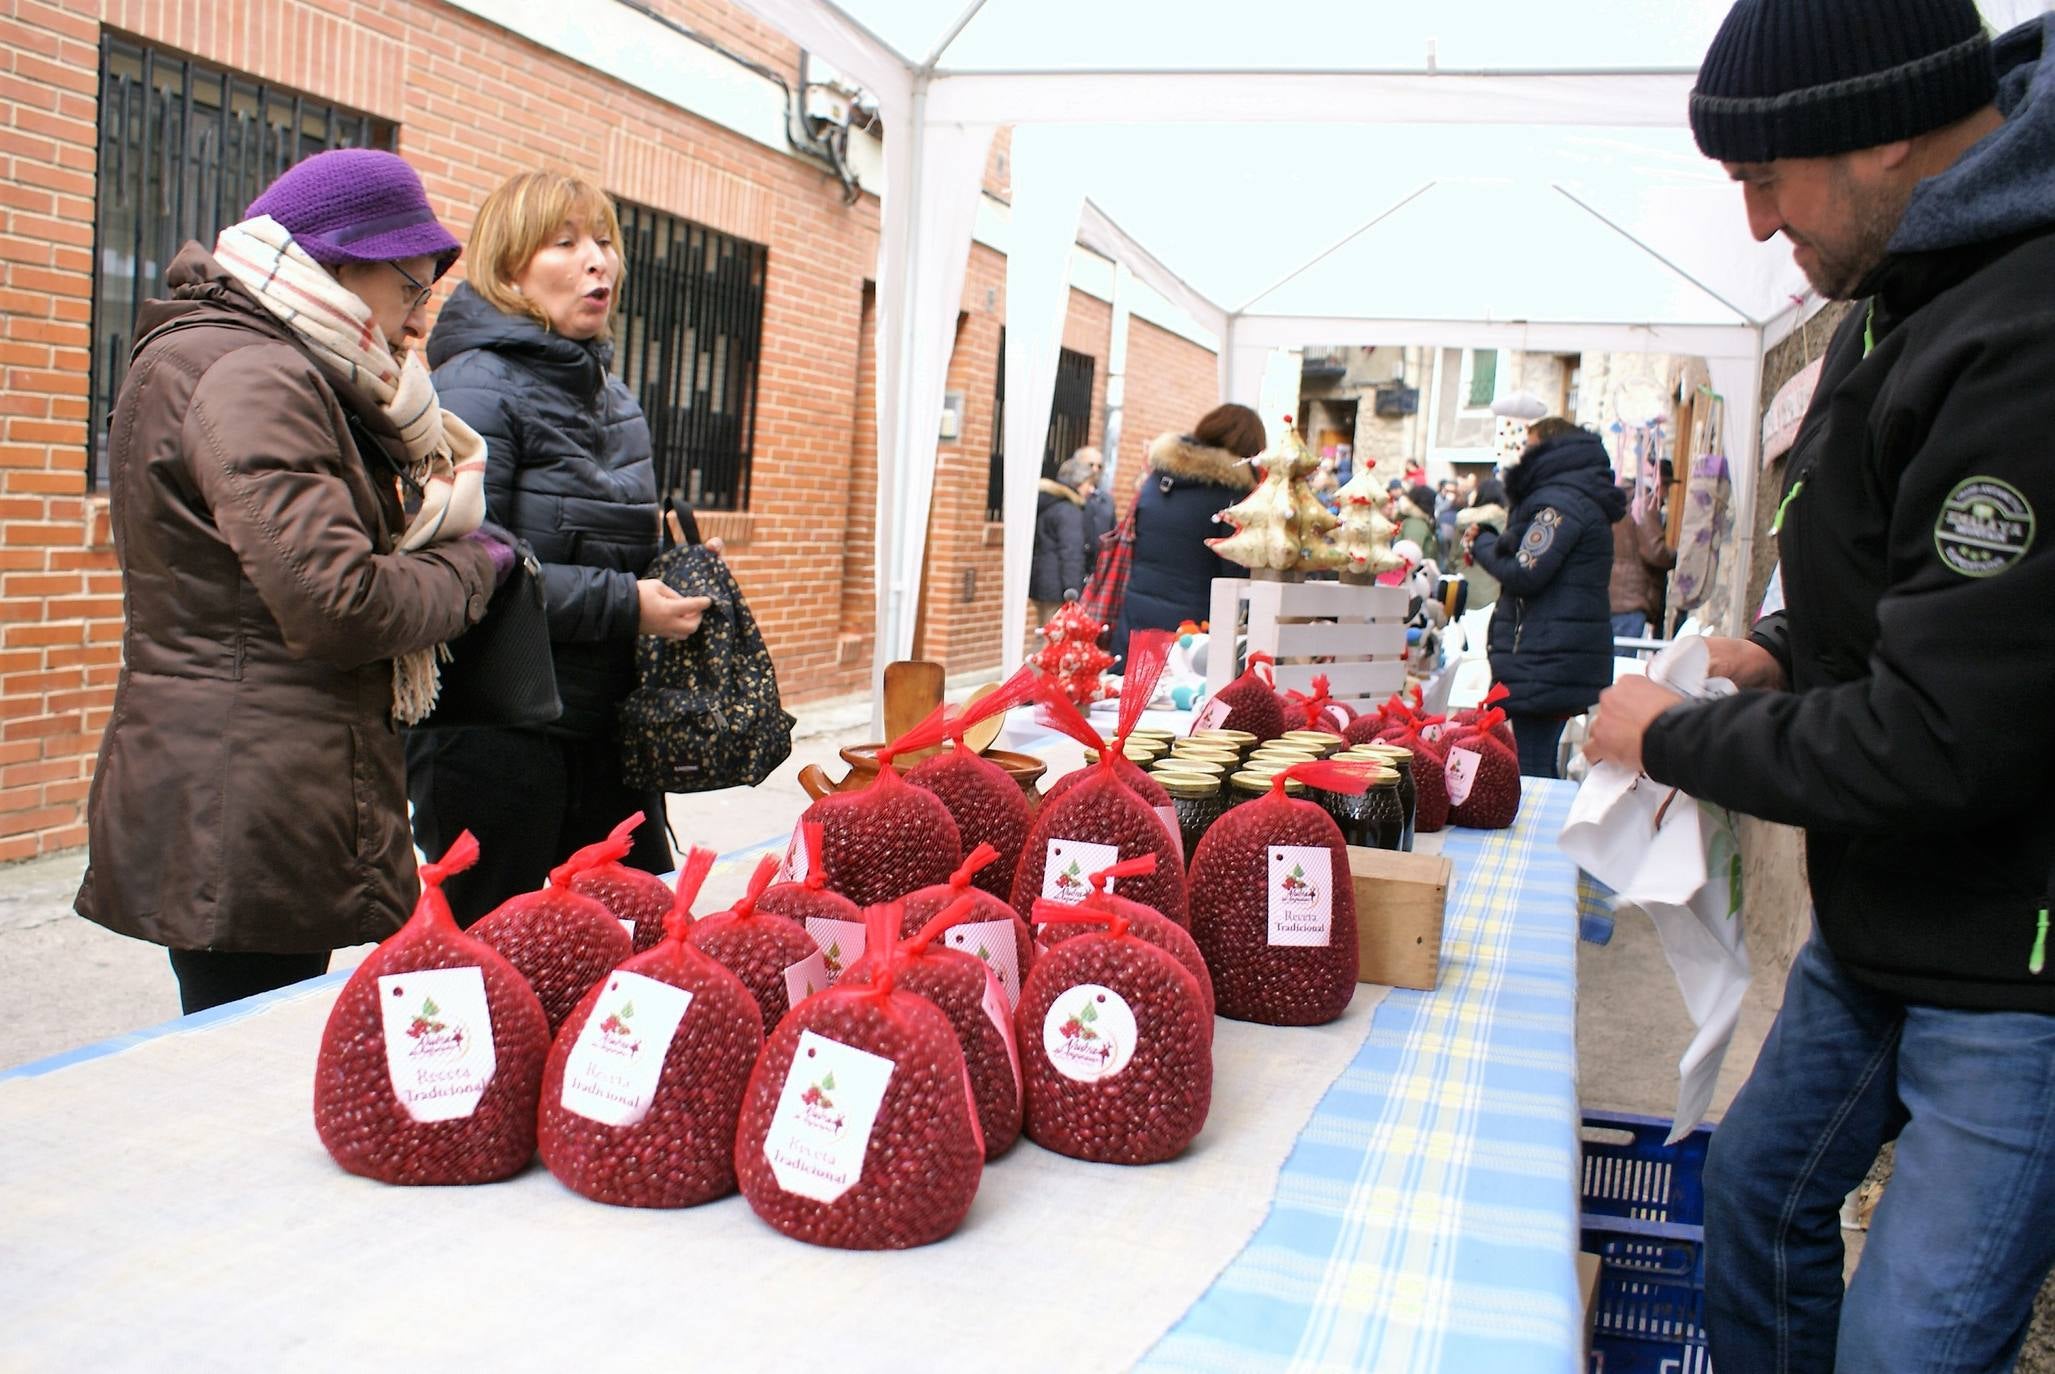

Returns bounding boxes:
[1560,637,1750,1141]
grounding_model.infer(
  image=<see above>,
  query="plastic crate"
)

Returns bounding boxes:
[1584,1215,1711,1373]
[1581,1109,1712,1228]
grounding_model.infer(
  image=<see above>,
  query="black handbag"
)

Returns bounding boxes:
[617,501,794,791]
[416,537,563,729]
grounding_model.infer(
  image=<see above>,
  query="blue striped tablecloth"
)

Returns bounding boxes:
[1144,777,1584,1374]
[2,774,1586,1374]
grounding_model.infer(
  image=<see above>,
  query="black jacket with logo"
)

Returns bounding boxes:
[1643,16,2055,1011]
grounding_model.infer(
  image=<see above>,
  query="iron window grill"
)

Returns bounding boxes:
[613,200,767,514]
[90,33,393,485]
[986,332,1094,521]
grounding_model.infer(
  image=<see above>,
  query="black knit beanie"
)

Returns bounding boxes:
[1690,0,1996,163]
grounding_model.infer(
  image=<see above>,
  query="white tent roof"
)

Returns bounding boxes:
[734,0,2050,695]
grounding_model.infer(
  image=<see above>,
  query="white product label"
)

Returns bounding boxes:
[618,917,638,943]
[981,962,1023,1095]
[783,949,831,1009]
[776,826,808,884]
[1267,844,1335,947]
[1319,703,1353,732]
[762,1030,895,1203]
[558,972,695,1127]
[943,917,1023,1007]
[1445,747,1482,807]
[1153,804,1184,861]
[805,917,867,983]
[1041,983,1138,1083]
[1041,838,1120,905]
[1191,698,1232,734]
[377,966,498,1123]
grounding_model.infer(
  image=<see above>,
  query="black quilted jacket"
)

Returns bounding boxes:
[426,284,660,736]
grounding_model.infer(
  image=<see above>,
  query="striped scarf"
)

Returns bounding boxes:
[214,215,487,723]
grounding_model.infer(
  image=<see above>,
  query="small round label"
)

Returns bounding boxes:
[1041,983,1137,1083]
[1935,477,2035,578]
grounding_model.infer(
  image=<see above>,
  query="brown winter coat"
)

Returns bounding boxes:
[1608,492,1676,621]
[75,245,495,954]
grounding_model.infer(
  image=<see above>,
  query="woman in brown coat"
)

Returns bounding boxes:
[75,150,502,1013]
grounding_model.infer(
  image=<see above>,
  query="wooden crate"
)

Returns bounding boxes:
[1205,576,1409,715]
[1347,846,1451,991]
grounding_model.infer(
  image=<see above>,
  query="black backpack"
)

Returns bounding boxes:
[617,505,795,792]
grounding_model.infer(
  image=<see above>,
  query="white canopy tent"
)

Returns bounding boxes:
[737,0,2047,692]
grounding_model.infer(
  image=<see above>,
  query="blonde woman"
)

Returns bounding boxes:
[406,171,708,921]
[75,150,501,1012]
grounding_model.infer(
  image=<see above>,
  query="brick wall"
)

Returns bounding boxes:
[0,0,1217,857]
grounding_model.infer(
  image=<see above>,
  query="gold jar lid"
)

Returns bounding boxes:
[1128,727,1177,745]
[1249,745,1319,764]
[1230,768,1303,796]
[1281,730,1345,751]
[1155,771,1224,800]
[1194,728,1258,747]
[1083,743,1160,765]
[1172,740,1242,760]
[1152,756,1225,777]
[1171,749,1240,769]
[1350,741,1413,764]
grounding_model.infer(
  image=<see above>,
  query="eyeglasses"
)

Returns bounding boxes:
[388,260,434,313]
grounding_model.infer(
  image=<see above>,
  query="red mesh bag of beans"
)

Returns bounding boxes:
[687,853,829,1039]
[1188,650,1287,741]
[899,844,1037,1008]
[1450,683,1518,753]
[1444,706,1522,830]
[537,846,764,1208]
[1036,855,1215,1018]
[734,902,985,1249]
[1021,895,1213,1164]
[1011,669,1188,928]
[1347,697,1450,834]
[469,842,636,1036]
[792,704,964,907]
[562,811,675,953]
[760,820,868,985]
[906,666,1042,900]
[845,894,1021,1160]
[1282,672,1353,734]
[1037,630,1177,828]
[1187,760,1369,1026]
[314,832,549,1185]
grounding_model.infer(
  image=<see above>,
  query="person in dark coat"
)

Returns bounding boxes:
[1466,418,1626,777]
[1074,446,1116,572]
[1030,454,1094,624]
[75,150,499,1014]
[407,170,710,923]
[1112,403,1263,663]
[1589,8,2055,1368]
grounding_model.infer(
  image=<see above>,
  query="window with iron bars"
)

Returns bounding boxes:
[612,201,766,514]
[90,33,394,485]
[986,331,1095,521]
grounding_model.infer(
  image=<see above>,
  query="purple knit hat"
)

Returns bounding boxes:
[245,148,462,279]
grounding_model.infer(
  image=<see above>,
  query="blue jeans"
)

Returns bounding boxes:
[1704,935,2055,1373]
[1611,611,1650,643]
[1505,713,1565,779]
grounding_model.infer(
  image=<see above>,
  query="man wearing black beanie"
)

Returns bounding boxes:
[1584,3,2055,1369]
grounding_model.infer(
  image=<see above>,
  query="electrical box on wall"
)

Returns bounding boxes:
[939,391,965,440]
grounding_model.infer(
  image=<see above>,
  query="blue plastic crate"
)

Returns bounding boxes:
[1581,1109,1712,1228]
[1584,1215,1711,1374]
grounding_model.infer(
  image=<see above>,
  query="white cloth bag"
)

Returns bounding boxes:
[1560,637,1750,1143]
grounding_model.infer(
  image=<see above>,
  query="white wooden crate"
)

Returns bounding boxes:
[1205,577,1410,714]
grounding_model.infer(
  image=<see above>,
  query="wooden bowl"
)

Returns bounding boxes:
[798,745,1048,802]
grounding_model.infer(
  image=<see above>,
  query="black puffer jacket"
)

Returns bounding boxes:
[1470,430,1626,717]
[1031,478,1088,603]
[426,284,659,736]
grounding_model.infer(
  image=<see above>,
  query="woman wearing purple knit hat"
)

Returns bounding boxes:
[74,148,510,1014]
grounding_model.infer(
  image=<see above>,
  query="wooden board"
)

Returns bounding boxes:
[1348,846,1451,991]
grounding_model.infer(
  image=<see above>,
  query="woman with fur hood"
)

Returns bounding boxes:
[1465,419,1626,777]
[1111,403,1263,663]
